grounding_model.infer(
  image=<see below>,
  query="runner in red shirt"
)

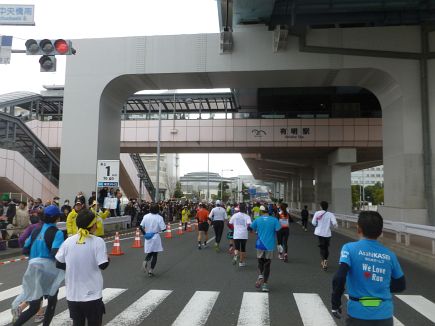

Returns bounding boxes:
[196,203,210,250]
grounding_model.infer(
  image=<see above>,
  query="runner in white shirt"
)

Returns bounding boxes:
[312,201,338,271]
[208,200,227,252]
[229,203,251,267]
[55,209,109,326]
[139,203,166,276]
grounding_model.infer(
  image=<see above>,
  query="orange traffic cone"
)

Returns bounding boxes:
[110,232,124,256]
[164,223,172,239]
[176,221,184,235]
[131,228,143,248]
[187,221,192,232]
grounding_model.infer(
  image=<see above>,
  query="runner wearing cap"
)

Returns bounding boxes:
[209,200,227,252]
[55,209,110,325]
[250,205,281,292]
[229,203,251,267]
[66,201,83,237]
[276,203,291,262]
[12,205,65,326]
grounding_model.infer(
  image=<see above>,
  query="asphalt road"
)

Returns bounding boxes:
[1,222,435,325]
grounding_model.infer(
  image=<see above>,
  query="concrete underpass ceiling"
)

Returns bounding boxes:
[242,146,382,181]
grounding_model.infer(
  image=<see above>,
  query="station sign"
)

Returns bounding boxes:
[0,5,35,25]
[97,160,120,187]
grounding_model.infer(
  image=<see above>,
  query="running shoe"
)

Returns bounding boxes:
[239,262,247,267]
[148,269,154,277]
[214,243,220,252]
[232,255,238,265]
[11,306,22,323]
[323,260,328,271]
[34,314,44,323]
[278,253,283,260]
[304,228,307,232]
[261,283,269,292]
[255,275,264,289]
[198,244,202,250]
[142,260,149,273]
[283,254,288,262]
[203,242,208,248]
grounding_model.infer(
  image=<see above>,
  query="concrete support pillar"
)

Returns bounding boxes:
[315,165,331,210]
[328,148,356,214]
[300,168,315,211]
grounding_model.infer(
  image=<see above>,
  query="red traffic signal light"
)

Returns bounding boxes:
[54,39,70,54]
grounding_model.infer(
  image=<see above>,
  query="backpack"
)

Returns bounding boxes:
[22,226,59,256]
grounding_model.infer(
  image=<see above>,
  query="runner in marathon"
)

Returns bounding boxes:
[251,202,261,220]
[300,205,309,231]
[196,203,210,249]
[312,201,338,271]
[229,203,251,267]
[139,203,166,276]
[12,205,65,326]
[250,205,281,292]
[208,200,227,252]
[55,209,109,326]
[331,211,406,325]
[276,203,290,262]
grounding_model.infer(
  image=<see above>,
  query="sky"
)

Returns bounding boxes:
[0,0,252,178]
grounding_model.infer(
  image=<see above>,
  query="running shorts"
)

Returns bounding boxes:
[234,239,247,252]
[67,298,105,324]
[256,250,274,259]
[198,221,209,232]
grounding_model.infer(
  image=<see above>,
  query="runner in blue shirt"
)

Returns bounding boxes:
[250,205,281,292]
[331,211,406,326]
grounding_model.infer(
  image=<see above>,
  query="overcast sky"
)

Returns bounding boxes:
[0,0,252,178]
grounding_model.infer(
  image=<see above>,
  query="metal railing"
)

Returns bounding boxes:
[289,209,435,255]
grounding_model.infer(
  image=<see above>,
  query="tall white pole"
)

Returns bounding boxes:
[155,103,162,202]
[207,153,210,202]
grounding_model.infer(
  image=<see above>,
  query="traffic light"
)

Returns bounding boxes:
[25,38,75,72]
[25,39,75,55]
[39,55,56,72]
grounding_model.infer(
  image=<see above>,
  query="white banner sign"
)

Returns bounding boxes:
[97,160,120,187]
[0,5,35,25]
[0,36,12,64]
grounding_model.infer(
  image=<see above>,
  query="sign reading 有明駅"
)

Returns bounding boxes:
[97,160,120,187]
[0,5,35,26]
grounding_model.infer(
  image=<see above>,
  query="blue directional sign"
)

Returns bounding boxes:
[0,35,12,64]
[0,5,35,26]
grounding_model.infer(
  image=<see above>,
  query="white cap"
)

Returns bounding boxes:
[259,205,267,212]
[215,200,221,206]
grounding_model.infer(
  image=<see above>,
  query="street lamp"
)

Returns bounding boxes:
[221,169,233,201]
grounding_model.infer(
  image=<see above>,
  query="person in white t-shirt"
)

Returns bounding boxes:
[208,200,227,252]
[229,203,252,267]
[139,203,166,276]
[312,201,338,271]
[55,209,109,326]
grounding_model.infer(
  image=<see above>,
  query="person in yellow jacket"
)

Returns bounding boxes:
[181,206,190,231]
[66,201,83,236]
[90,200,110,237]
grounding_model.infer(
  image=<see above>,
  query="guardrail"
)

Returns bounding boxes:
[289,209,435,255]
[56,215,131,231]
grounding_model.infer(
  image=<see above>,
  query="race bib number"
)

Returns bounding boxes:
[280,219,289,227]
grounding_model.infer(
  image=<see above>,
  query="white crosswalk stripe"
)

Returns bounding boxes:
[0,282,435,326]
[0,286,66,326]
[48,288,127,326]
[172,291,219,326]
[237,292,269,326]
[105,289,172,325]
[344,294,405,326]
[396,294,435,323]
[293,293,337,326]
[0,285,21,302]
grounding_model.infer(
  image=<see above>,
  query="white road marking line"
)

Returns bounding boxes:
[237,292,269,326]
[396,295,435,323]
[293,293,336,326]
[206,237,216,244]
[106,289,172,325]
[0,285,21,302]
[344,294,404,326]
[0,286,66,326]
[172,291,219,326]
[49,288,127,326]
